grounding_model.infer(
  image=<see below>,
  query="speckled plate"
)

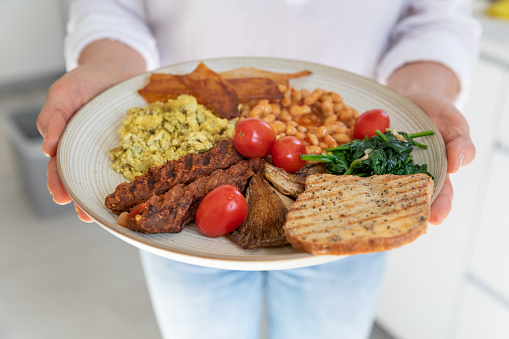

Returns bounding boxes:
[57,57,446,271]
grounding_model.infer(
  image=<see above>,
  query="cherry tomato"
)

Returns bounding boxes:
[127,203,146,218]
[195,185,248,237]
[353,109,390,139]
[271,136,307,173]
[233,118,276,158]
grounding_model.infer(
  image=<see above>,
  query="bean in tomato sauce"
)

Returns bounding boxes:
[239,87,358,155]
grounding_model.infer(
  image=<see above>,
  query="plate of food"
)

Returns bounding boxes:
[57,57,446,270]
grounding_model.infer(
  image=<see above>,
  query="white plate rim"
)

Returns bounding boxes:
[57,56,447,271]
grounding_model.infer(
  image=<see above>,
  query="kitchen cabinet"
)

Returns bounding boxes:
[454,281,509,339]
[469,152,509,302]
[496,78,509,148]
[376,49,509,339]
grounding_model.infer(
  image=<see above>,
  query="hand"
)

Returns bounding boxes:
[405,91,475,225]
[36,40,146,222]
[387,62,475,225]
[36,65,121,221]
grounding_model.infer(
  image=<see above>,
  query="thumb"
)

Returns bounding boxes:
[36,64,121,157]
[37,76,83,157]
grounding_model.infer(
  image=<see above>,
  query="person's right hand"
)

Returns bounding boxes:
[36,40,146,222]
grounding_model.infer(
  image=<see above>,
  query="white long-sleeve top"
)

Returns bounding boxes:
[65,0,480,100]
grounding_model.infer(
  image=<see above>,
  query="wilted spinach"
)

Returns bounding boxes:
[300,130,434,178]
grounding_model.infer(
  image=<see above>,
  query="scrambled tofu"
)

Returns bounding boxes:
[110,94,237,180]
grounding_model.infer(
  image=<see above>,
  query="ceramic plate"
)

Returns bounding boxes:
[57,57,446,271]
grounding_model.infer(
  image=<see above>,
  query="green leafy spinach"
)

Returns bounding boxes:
[300,130,434,178]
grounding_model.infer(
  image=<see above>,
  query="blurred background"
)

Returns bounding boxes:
[0,0,508,338]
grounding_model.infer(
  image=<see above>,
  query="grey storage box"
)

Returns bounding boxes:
[4,108,74,216]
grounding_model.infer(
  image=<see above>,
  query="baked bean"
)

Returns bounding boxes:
[279,109,292,121]
[297,125,307,133]
[241,105,250,114]
[323,111,334,118]
[326,124,341,134]
[239,86,356,155]
[346,117,356,128]
[251,105,267,117]
[324,135,338,148]
[304,89,323,105]
[303,94,316,106]
[286,124,297,136]
[298,116,314,127]
[248,105,262,117]
[336,121,348,131]
[334,102,345,112]
[340,107,353,121]
[259,104,272,115]
[283,87,292,99]
[305,145,323,155]
[281,97,292,107]
[308,132,319,146]
[290,105,311,116]
[263,114,276,124]
[323,114,337,125]
[248,111,260,118]
[270,104,281,115]
[346,128,354,138]
[332,132,351,144]
[322,100,334,114]
[321,95,333,102]
[315,88,326,96]
[330,92,343,103]
[271,121,287,134]
[316,126,327,138]
[291,89,302,102]
[295,132,306,140]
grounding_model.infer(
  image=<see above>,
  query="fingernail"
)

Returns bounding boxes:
[41,139,50,158]
[458,152,465,168]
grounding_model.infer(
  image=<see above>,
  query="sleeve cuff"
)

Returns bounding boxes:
[377,30,480,108]
[64,1,160,72]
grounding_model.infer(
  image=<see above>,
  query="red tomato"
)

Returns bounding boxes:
[128,203,146,218]
[233,118,276,158]
[195,185,248,237]
[272,136,307,173]
[353,109,390,139]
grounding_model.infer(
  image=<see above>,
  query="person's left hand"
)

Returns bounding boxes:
[404,91,475,224]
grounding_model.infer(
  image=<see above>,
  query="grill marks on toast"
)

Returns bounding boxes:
[284,174,433,255]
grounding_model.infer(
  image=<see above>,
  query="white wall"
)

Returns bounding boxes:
[0,0,68,85]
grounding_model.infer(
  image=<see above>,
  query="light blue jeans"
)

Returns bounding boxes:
[140,250,387,339]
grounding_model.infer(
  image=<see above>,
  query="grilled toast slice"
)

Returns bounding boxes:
[284,173,433,255]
